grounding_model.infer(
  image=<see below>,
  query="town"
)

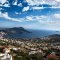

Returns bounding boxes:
[0,36,60,60]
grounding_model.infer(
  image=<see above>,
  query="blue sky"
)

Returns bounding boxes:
[0,0,60,31]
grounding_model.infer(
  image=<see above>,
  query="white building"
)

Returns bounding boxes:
[0,48,12,60]
[0,53,12,60]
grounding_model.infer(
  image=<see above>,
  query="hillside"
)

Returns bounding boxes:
[0,27,30,38]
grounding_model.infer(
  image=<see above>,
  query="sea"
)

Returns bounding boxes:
[6,29,60,39]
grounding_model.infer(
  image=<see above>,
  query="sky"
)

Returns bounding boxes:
[0,0,60,31]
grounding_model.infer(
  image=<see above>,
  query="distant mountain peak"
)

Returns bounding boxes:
[0,27,31,38]
[0,27,30,34]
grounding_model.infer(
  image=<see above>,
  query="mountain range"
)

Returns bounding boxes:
[0,27,60,39]
[0,27,30,34]
[0,27,30,38]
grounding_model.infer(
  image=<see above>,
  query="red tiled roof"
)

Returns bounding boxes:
[47,54,57,59]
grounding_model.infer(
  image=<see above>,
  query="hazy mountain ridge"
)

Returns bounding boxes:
[40,34,60,43]
[0,27,30,34]
[0,27,60,39]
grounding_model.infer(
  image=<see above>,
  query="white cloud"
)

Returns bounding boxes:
[53,14,60,18]
[18,3,22,6]
[32,7,44,10]
[22,6,29,12]
[26,16,33,20]
[0,12,60,27]
[26,0,46,5]
[0,0,60,10]
[3,4,10,7]
[56,0,60,2]
[26,0,60,8]
[0,12,23,22]
[21,14,60,31]
[0,11,60,30]
[13,0,17,5]
[0,0,7,4]
[0,12,47,22]
[25,15,60,26]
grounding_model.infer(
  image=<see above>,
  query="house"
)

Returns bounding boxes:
[46,52,58,60]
